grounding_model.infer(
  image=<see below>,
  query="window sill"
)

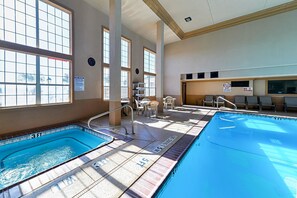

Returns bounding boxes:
[0,102,72,111]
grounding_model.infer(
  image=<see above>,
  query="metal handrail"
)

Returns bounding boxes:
[216,96,237,110]
[87,104,135,135]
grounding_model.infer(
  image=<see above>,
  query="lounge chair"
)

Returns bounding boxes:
[259,96,276,111]
[214,95,225,107]
[284,97,297,112]
[234,96,246,109]
[203,95,214,107]
[246,96,259,110]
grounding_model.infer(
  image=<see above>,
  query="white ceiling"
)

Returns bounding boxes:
[83,0,293,45]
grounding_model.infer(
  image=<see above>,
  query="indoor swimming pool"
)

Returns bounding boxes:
[155,112,297,198]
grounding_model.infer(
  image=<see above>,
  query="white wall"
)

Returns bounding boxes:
[164,10,297,96]
[55,0,155,100]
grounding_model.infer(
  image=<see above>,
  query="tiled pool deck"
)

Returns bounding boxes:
[1,106,296,198]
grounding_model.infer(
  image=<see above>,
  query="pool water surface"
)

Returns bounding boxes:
[156,112,297,198]
[0,125,112,190]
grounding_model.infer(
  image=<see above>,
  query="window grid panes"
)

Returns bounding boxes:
[40,57,70,104]
[102,28,131,100]
[121,70,129,99]
[0,49,36,107]
[103,68,130,100]
[103,29,109,64]
[39,1,70,54]
[144,74,155,97]
[0,0,37,47]
[0,1,72,108]
[103,67,110,100]
[144,49,156,74]
[121,39,129,68]
[103,29,131,68]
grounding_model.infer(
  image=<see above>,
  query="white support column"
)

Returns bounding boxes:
[109,0,121,125]
[156,21,164,112]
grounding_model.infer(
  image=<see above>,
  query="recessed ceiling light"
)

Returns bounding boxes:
[185,17,192,22]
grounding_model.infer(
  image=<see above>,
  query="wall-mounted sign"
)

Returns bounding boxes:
[244,87,253,92]
[223,82,231,92]
[74,76,85,92]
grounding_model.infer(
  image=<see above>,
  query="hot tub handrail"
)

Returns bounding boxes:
[87,104,135,134]
[216,96,237,110]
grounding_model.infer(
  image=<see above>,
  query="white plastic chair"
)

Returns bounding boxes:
[135,99,144,115]
[163,96,175,109]
[147,100,159,117]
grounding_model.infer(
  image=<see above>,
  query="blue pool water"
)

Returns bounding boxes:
[155,112,297,198]
[0,125,112,190]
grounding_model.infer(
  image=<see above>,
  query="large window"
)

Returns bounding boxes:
[144,48,156,96]
[268,80,297,94]
[39,1,70,54]
[0,0,72,108]
[102,28,131,100]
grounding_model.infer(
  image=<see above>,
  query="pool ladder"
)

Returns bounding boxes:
[216,96,237,111]
[87,104,135,135]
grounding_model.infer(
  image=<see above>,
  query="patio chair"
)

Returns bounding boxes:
[163,96,175,109]
[234,96,246,109]
[135,99,144,115]
[203,95,214,107]
[147,100,159,117]
[214,95,225,107]
[246,96,259,110]
[284,97,297,112]
[259,96,276,111]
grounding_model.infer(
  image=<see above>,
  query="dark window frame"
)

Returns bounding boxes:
[268,80,297,94]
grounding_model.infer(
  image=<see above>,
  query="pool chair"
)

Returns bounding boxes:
[214,95,225,107]
[246,96,259,110]
[234,95,246,109]
[259,96,276,111]
[203,95,214,107]
[284,97,297,112]
[163,96,176,109]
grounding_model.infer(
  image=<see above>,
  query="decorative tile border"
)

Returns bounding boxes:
[121,110,215,197]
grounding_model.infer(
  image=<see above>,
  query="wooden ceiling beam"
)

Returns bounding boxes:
[143,0,184,39]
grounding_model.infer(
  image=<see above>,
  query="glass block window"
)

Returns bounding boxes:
[121,70,129,98]
[0,49,36,107]
[144,74,155,97]
[0,0,72,108]
[0,0,37,47]
[103,67,110,100]
[144,48,156,74]
[39,1,70,54]
[40,57,70,104]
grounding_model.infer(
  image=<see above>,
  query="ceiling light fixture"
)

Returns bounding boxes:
[185,17,192,22]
